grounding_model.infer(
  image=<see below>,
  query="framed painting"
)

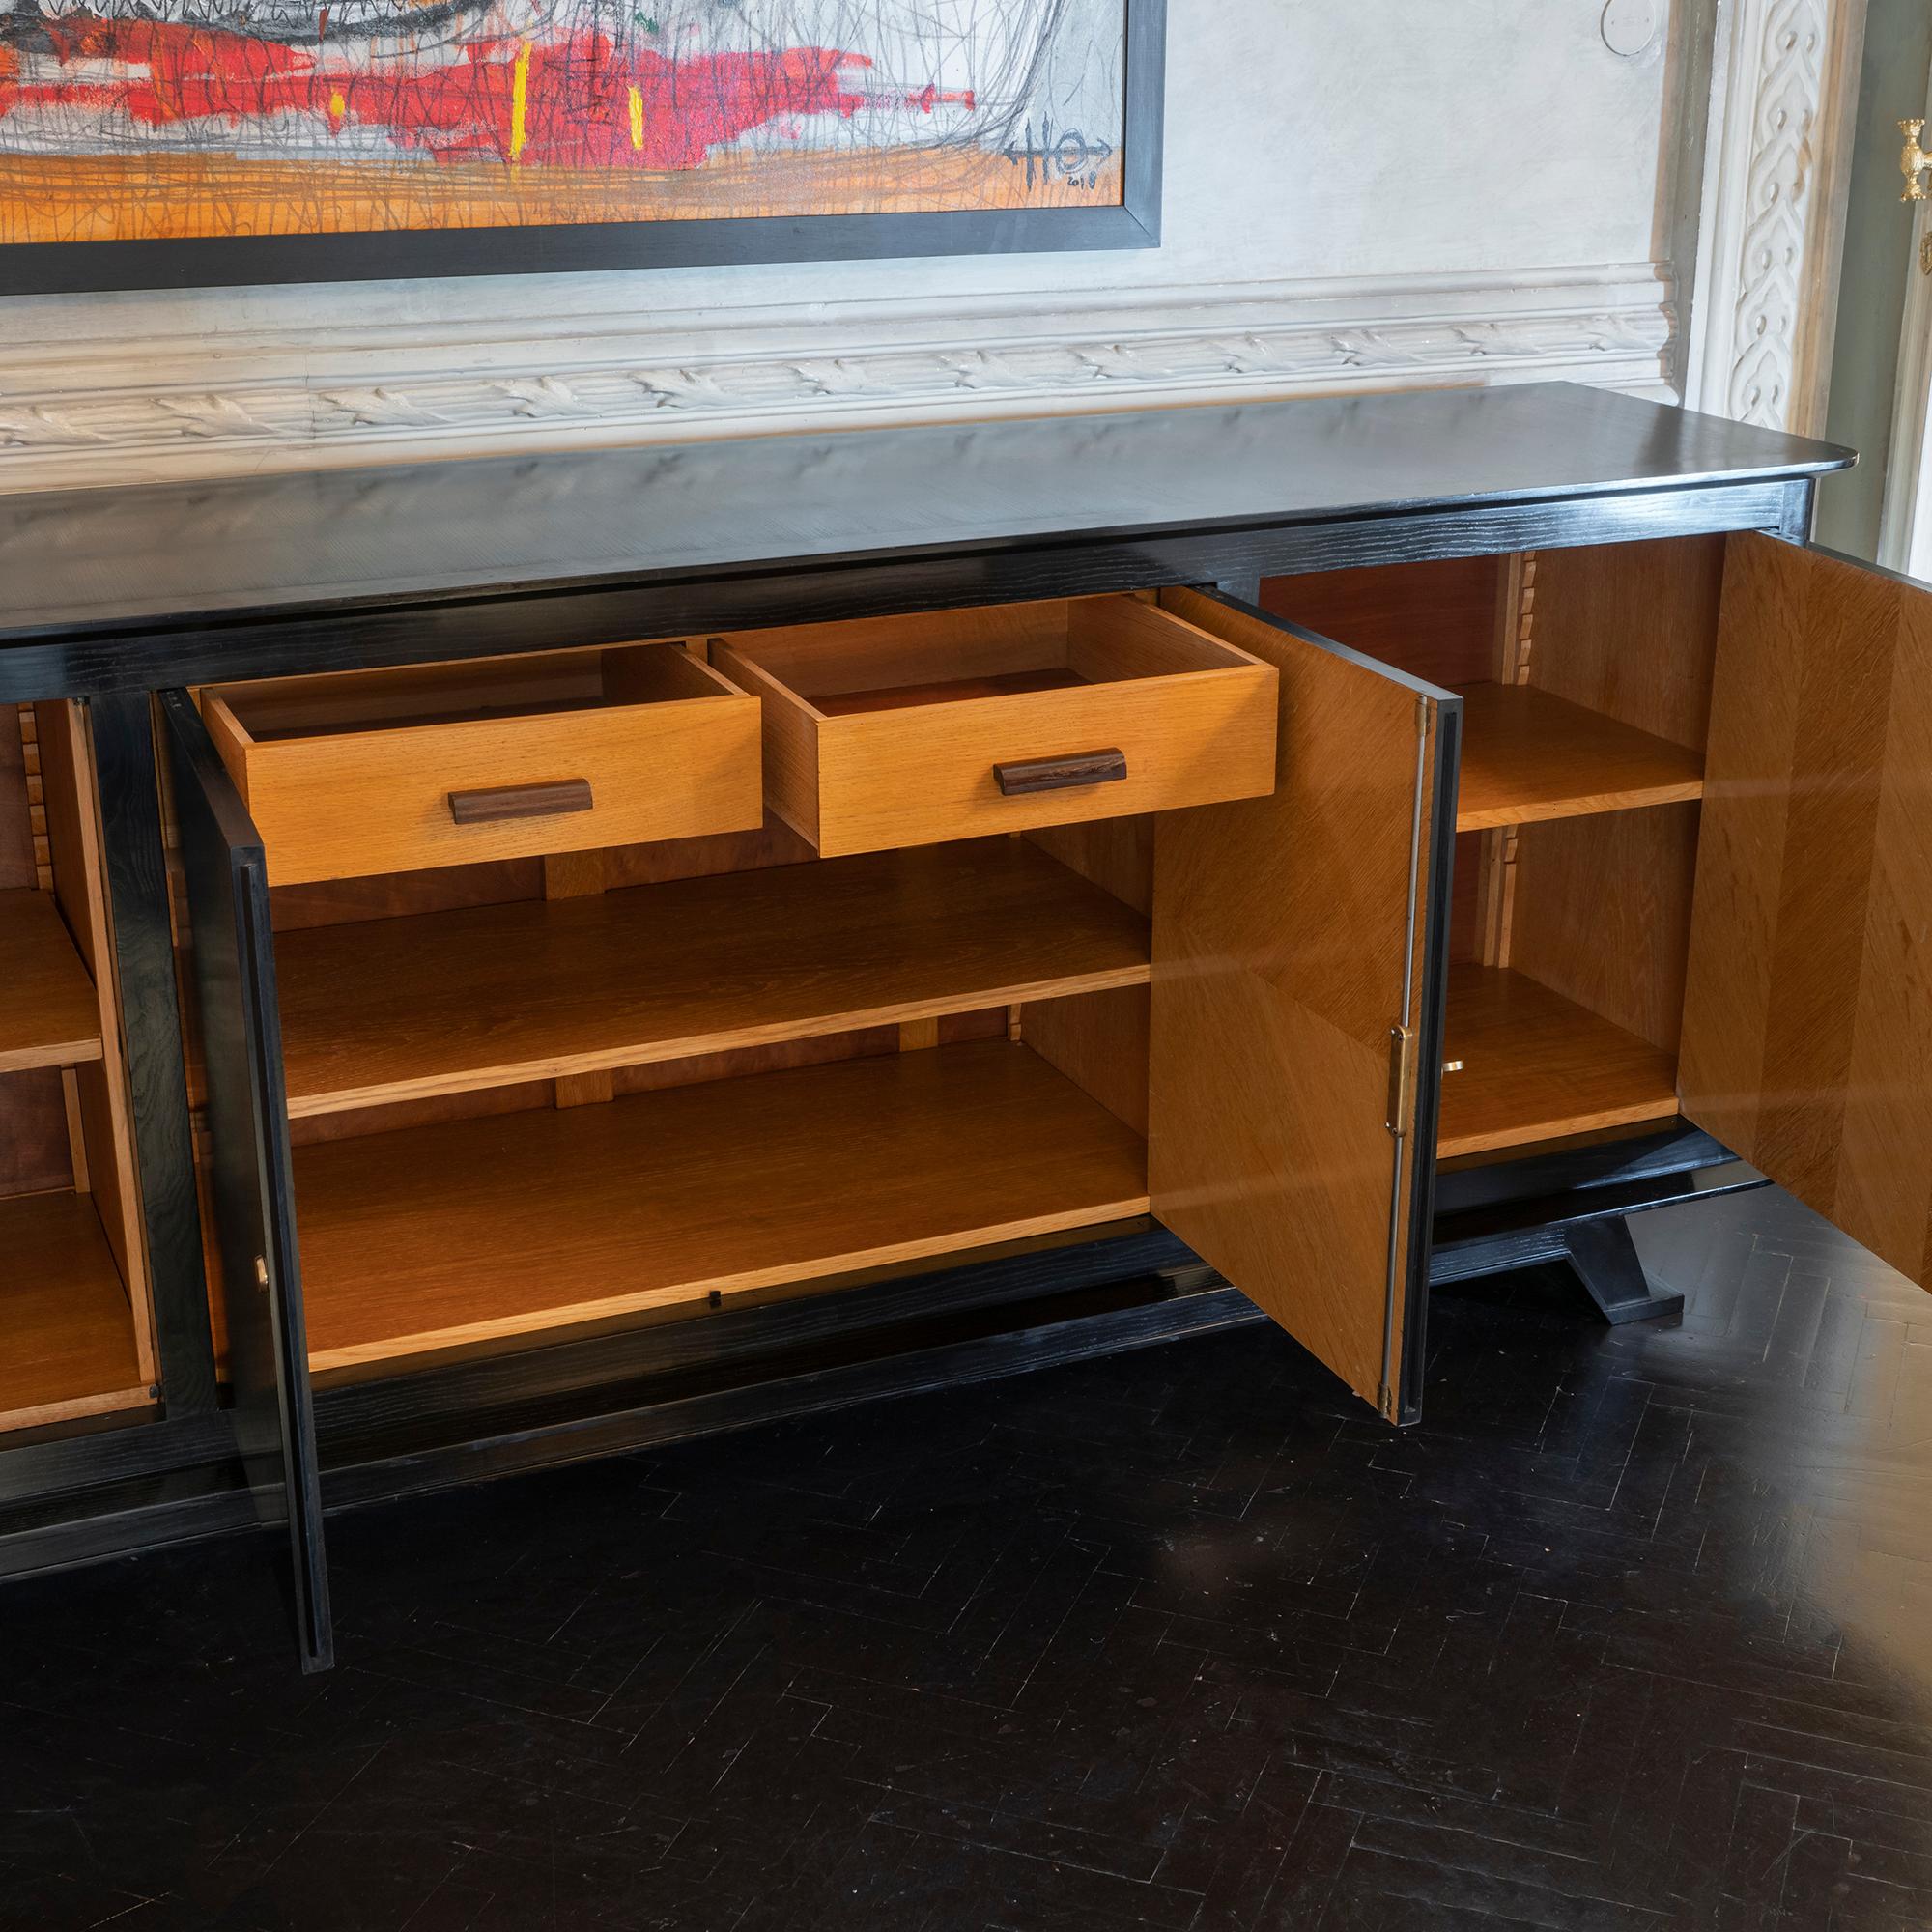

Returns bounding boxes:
[0,0,1162,292]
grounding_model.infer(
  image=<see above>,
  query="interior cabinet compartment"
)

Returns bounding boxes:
[273,839,1151,1118]
[1440,764,1704,1158]
[1263,544,1719,831]
[1263,541,1726,1161]
[1,888,104,1073]
[294,1034,1151,1375]
[0,703,156,1435]
[710,595,1277,856]
[1454,684,1703,829]
[1436,964,1681,1158]
[200,642,762,886]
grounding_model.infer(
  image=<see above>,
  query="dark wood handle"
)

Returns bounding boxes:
[993,750,1127,797]
[447,779,594,825]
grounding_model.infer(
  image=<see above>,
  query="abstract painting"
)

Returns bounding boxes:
[0,0,1160,289]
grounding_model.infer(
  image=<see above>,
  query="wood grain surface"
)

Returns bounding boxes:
[1527,537,1727,752]
[1682,534,1932,1289]
[1438,963,1681,1159]
[1511,802,1702,1056]
[713,596,1276,857]
[204,644,761,885]
[0,888,102,1074]
[1261,555,1505,689]
[35,700,158,1379]
[292,1039,1151,1371]
[1454,682,1705,830]
[1149,586,1440,1418]
[0,1191,151,1432]
[275,840,1150,1117]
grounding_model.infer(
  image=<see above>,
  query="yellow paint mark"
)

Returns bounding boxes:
[628,85,644,151]
[509,42,530,161]
[328,89,347,120]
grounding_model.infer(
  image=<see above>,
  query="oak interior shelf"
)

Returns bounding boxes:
[0,890,103,1075]
[0,1191,148,1432]
[1454,683,1705,832]
[293,1038,1151,1374]
[1437,963,1681,1158]
[275,840,1151,1118]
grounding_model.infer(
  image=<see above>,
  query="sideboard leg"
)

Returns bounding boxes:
[1564,1216,1685,1326]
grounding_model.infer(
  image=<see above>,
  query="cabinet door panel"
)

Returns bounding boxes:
[1149,589,1459,1423]
[1681,536,1932,1288]
[159,691,333,1671]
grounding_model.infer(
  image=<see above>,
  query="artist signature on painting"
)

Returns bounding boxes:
[1002,119,1113,192]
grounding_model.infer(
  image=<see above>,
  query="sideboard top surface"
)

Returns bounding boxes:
[0,383,1851,646]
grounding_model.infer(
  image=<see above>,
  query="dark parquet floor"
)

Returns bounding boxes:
[2,1183,1930,1931]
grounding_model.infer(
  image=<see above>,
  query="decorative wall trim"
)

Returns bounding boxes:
[1685,0,1865,435]
[0,267,1675,493]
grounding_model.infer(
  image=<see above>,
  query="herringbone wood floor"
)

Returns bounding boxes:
[2,1185,1929,1930]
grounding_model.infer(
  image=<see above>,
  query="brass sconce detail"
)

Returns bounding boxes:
[1903,119,1932,201]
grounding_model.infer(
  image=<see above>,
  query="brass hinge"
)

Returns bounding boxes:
[1385,1024,1414,1136]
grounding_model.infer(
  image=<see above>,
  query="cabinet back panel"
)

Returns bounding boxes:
[271,858,543,932]
[0,1067,73,1198]
[1024,984,1150,1137]
[268,817,820,932]
[1449,831,1485,964]
[1527,537,1725,752]
[1261,556,1504,689]
[1509,803,1702,1056]
[282,1017,980,1149]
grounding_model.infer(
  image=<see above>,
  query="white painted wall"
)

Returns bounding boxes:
[0,1,1697,491]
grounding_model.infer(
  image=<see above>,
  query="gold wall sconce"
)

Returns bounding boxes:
[1902,118,1932,201]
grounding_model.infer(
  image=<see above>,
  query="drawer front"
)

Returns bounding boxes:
[812,670,1276,856]
[716,664,1265,857]
[230,701,762,886]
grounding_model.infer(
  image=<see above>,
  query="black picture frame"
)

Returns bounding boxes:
[0,0,1163,296]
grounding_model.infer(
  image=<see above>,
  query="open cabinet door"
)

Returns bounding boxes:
[1681,536,1932,1290]
[1150,588,1460,1424]
[158,691,333,1671]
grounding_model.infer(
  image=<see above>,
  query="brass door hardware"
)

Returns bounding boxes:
[1902,119,1932,201]
[1385,1025,1414,1135]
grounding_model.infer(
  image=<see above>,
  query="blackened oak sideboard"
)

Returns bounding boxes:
[2,382,1913,1674]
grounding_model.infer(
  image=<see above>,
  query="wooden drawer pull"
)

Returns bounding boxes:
[447,779,595,825]
[993,750,1128,797]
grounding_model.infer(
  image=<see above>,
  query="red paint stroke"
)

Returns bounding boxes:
[0,18,976,169]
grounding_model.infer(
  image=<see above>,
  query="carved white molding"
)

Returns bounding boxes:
[0,267,1675,492]
[1686,0,1865,434]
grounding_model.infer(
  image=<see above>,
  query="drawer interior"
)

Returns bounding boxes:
[0,702,156,1440]
[207,641,741,745]
[712,594,1261,714]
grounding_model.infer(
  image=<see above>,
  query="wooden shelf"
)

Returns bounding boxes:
[276,840,1151,1118]
[0,1191,148,1432]
[0,890,102,1075]
[1437,964,1680,1158]
[293,1038,1151,1372]
[1455,684,1705,831]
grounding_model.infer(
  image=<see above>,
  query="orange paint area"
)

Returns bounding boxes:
[0,14,1122,243]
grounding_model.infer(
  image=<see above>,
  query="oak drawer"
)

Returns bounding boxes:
[710,595,1278,856]
[200,644,762,886]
